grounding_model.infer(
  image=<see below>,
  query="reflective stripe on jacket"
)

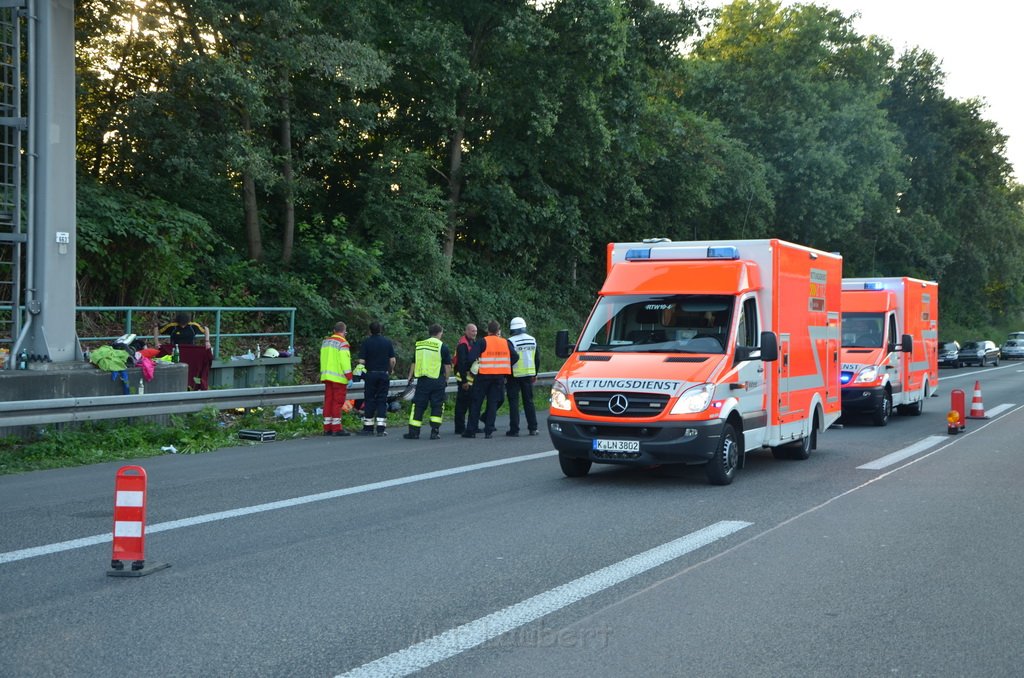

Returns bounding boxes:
[510,333,537,377]
[477,335,512,375]
[319,333,352,384]
[413,337,444,379]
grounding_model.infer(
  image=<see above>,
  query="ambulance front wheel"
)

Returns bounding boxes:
[559,453,592,478]
[705,422,739,486]
[872,390,892,426]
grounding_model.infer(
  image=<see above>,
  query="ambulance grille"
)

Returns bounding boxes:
[574,392,670,417]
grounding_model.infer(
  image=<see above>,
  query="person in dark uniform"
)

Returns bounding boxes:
[356,320,397,436]
[153,312,211,349]
[505,316,540,436]
[452,322,478,435]
[402,323,452,440]
[462,320,518,439]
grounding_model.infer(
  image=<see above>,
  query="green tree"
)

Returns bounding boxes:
[883,49,1024,328]
[682,0,904,268]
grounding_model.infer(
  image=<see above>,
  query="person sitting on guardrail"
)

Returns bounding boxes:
[153,312,211,349]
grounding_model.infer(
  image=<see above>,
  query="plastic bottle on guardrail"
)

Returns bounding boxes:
[171,344,180,363]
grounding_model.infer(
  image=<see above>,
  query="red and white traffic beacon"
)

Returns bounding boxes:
[107,465,170,577]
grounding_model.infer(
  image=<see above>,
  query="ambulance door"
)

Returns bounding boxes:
[778,333,791,417]
[734,295,767,444]
[826,311,840,407]
[886,312,903,399]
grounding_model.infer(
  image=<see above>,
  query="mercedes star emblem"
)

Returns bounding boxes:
[608,393,629,415]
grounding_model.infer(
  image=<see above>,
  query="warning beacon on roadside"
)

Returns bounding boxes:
[107,465,170,577]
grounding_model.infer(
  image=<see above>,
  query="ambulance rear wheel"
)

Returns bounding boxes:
[559,454,592,478]
[706,423,738,485]
[771,417,816,460]
[872,390,892,426]
[899,395,924,416]
[789,422,816,460]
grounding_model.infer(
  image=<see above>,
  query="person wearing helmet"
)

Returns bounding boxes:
[505,316,540,436]
[462,320,518,439]
[402,323,452,440]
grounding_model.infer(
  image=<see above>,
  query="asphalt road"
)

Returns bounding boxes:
[2,362,1023,677]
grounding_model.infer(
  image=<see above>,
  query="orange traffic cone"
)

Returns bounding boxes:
[967,380,987,419]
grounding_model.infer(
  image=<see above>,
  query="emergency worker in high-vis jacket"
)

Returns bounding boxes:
[402,324,453,440]
[462,320,518,439]
[505,316,540,436]
[452,323,478,435]
[319,321,353,436]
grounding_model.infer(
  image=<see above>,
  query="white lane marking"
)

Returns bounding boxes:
[335,520,751,678]
[857,435,946,470]
[984,403,1015,418]
[0,450,558,565]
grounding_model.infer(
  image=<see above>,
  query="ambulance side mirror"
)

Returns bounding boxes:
[759,331,779,362]
[900,334,913,353]
[735,331,778,362]
[555,330,575,359]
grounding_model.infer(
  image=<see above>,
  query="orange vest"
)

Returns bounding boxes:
[477,335,512,374]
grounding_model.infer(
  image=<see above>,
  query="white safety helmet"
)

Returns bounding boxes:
[262,347,280,358]
[510,317,527,331]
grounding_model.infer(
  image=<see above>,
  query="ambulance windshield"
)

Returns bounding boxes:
[842,312,885,348]
[578,294,733,353]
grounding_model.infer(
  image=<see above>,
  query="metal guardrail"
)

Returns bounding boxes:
[75,305,297,359]
[0,373,558,428]
[0,305,298,360]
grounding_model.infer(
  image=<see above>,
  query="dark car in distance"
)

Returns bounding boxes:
[938,341,960,367]
[957,340,1000,367]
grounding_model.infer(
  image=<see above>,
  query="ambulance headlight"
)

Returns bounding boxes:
[550,380,572,411]
[670,383,714,414]
[853,366,879,384]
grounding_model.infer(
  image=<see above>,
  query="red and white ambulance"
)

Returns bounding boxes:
[840,277,939,425]
[549,238,842,485]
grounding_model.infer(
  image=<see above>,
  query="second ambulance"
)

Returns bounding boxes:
[839,277,939,425]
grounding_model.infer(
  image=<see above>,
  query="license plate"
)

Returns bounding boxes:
[593,439,640,452]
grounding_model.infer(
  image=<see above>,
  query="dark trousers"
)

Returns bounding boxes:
[506,376,537,433]
[454,383,472,433]
[363,371,390,420]
[467,374,505,435]
[410,378,446,428]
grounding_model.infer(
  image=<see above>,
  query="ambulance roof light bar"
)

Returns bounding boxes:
[623,245,740,262]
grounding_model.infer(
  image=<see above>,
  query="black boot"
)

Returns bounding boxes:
[403,426,420,440]
[429,427,440,440]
